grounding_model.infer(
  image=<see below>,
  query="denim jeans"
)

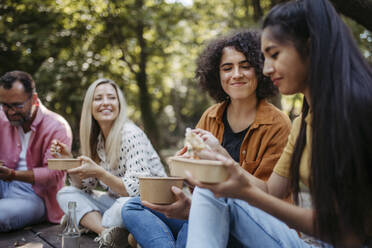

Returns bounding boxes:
[122,197,188,248]
[0,180,45,232]
[186,187,330,248]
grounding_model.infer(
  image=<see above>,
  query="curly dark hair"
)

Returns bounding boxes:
[196,30,277,102]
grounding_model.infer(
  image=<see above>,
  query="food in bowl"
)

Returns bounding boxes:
[168,156,228,183]
[184,128,209,158]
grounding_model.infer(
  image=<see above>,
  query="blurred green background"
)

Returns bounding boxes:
[1,0,371,157]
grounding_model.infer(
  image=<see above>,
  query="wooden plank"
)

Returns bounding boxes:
[0,223,131,248]
[0,227,52,248]
[31,223,99,248]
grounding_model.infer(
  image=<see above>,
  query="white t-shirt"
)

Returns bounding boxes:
[17,127,32,171]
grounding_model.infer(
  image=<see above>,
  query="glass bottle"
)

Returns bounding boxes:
[62,201,80,248]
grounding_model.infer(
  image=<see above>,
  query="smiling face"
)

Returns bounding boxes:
[219,46,258,101]
[91,83,119,127]
[0,81,35,126]
[261,28,309,96]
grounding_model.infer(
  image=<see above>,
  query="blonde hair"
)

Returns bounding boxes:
[79,78,128,169]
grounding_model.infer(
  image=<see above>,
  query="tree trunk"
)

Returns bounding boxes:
[135,0,161,149]
[252,0,263,22]
[243,0,249,18]
[270,0,287,8]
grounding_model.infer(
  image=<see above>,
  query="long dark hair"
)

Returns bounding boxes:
[264,0,372,245]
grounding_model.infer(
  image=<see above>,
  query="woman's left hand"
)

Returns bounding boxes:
[186,149,254,200]
[67,156,105,180]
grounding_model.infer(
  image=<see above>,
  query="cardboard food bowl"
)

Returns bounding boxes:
[139,177,184,205]
[168,156,228,183]
[48,158,81,170]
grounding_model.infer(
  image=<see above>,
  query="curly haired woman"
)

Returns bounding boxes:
[122,30,291,248]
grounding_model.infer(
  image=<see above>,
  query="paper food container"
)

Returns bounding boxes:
[48,158,81,170]
[168,156,228,183]
[139,177,184,205]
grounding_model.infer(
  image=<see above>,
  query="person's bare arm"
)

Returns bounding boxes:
[13,170,35,183]
[0,166,34,183]
[68,156,128,196]
[98,170,129,196]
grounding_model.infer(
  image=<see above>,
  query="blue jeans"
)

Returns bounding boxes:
[186,187,329,248]
[0,180,45,232]
[122,197,188,248]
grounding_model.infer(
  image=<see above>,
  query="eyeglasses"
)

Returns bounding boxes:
[0,96,32,111]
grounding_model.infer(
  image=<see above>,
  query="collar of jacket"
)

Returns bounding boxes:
[207,99,278,130]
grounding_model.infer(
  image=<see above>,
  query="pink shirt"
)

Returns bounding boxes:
[0,101,72,223]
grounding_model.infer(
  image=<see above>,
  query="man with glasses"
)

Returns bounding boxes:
[0,70,72,232]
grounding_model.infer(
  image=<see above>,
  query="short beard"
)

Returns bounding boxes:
[7,111,31,127]
[9,119,25,126]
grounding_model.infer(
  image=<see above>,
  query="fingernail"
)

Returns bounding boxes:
[172,186,181,192]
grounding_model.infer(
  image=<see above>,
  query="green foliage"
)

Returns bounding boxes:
[1,0,371,154]
[343,16,372,64]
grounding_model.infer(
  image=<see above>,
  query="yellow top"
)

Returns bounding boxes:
[273,113,312,187]
[274,113,317,244]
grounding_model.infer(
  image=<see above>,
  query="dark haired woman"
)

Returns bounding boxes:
[186,0,372,247]
[121,30,291,248]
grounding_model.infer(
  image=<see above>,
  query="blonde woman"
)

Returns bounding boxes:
[51,78,166,248]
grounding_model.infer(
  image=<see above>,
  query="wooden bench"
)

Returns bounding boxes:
[0,222,131,248]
